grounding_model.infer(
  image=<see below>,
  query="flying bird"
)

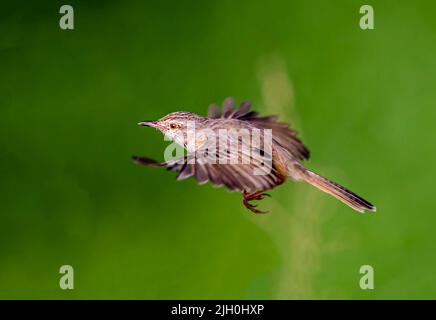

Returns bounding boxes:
[133,98,376,214]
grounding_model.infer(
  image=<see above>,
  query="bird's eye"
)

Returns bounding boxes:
[170,123,177,129]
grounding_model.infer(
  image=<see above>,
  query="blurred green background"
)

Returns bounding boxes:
[1,0,435,299]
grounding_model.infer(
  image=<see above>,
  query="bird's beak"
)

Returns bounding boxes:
[138,121,157,128]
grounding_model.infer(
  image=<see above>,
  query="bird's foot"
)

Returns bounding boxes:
[242,191,271,214]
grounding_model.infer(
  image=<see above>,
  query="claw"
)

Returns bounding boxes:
[243,199,269,214]
[250,192,271,201]
[242,191,271,214]
[250,208,269,214]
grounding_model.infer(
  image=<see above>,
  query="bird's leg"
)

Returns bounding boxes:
[242,190,271,214]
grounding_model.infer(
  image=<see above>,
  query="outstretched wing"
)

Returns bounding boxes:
[132,139,285,193]
[208,97,310,160]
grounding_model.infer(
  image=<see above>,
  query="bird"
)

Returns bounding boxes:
[133,97,376,214]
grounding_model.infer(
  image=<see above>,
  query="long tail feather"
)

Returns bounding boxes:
[302,169,376,213]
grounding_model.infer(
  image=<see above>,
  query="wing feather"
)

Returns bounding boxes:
[215,97,310,160]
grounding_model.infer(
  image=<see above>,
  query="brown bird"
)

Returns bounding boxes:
[133,98,376,214]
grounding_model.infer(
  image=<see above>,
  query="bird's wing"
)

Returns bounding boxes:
[133,132,285,193]
[176,161,283,193]
[132,155,187,171]
[207,97,310,160]
[180,130,285,192]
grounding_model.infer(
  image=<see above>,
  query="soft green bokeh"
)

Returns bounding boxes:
[1,0,435,299]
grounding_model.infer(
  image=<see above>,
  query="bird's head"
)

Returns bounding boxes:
[138,112,206,147]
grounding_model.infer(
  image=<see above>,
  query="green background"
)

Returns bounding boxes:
[1,0,435,299]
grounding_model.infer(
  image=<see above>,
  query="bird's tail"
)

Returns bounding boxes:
[296,166,376,213]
